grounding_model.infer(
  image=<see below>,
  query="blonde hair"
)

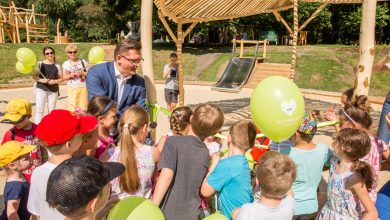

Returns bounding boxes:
[229,120,256,151]
[257,151,296,198]
[65,44,77,52]
[191,104,224,141]
[118,105,149,193]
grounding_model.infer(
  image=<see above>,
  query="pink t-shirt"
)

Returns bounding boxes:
[361,135,388,203]
[95,135,114,159]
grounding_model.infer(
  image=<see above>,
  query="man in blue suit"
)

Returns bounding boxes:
[86,39,146,116]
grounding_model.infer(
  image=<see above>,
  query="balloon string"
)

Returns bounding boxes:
[277,142,280,153]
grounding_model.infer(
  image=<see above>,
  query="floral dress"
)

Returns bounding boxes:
[317,157,362,220]
[107,145,155,199]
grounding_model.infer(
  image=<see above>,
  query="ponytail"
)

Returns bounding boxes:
[117,105,149,194]
[119,123,140,193]
[352,160,374,190]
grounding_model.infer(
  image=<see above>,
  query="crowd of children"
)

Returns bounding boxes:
[0,84,389,220]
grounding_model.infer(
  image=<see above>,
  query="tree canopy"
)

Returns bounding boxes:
[3,0,390,44]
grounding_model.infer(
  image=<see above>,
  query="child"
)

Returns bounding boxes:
[233,151,297,220]
[152,103,224,220]
[339,95,389,204]
[281,111,332,219]
[163,53,179,111]
[27,109,98,219]
[156,106,193,152]
[0,98,47,182]
[325,88,354,132]
[0,141,35,220]
[317,128,378,219]
[201,120,256,219]
[46,154,125,220]
[87,95,118,159]
[100,105,159,199]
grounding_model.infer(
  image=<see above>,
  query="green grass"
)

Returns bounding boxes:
[199,53,233,81]
[0,43,389,97]
[0,43,94,83]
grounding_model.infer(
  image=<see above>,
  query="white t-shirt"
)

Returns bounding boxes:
[163,64,178,90]
[236,195,294,220]
[27,162,65,220]
[62,59,88,88]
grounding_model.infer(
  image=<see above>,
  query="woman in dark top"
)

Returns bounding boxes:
[32,47,62,124]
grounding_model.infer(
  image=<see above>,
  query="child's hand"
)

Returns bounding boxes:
[325,107,336,121]
[95,192,119,220]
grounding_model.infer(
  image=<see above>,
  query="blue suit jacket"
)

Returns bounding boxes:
[86,61,146,115]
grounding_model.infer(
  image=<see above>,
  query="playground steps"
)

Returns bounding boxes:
[244,62,291,88]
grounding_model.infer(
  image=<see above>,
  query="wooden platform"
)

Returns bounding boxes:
[244,62,291,88]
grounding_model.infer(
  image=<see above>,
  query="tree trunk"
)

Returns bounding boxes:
[354,0,377,97]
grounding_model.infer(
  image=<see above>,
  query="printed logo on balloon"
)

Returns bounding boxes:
[250,76,305,143]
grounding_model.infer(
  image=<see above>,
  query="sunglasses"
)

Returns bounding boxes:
[45,52,54,55]
[67,51,77,54]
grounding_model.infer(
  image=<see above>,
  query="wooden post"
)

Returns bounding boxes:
[239,40,244,58]
[25,16,29,43]
[177,21,185,106]
[15,15,20,43]
[354,0,377,96]
[290,0,299,80]
[263,40,267,59]
[140,0,157,138]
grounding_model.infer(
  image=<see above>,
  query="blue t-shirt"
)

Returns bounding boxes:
[207,155,254,220]
[280,143,332,215]
[1,181,30,220]
[376,181,390,220]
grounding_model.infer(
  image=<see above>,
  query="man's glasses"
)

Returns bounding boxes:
[67,51,77,54]
[119,55,144,65]
[45,52,54,55]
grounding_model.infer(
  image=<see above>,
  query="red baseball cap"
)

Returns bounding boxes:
[35,110,98,146]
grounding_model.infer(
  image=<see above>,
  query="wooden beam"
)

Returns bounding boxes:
[158,11,178,43]
[298,2,329,32]
[290,0,299,80]
[177,21,185,106]
[183,22,198,39]
[158,0,178,23]
[273,11,293,34]
[354,0,377,96]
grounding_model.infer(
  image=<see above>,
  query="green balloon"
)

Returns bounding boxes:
[88,46,105,64]
[250,76,304,143]
[108,197,165,220]
[15,61,33,74]
[16,48,37,67]
[203,212,228,220]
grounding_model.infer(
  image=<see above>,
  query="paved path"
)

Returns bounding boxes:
[0,84,388,212]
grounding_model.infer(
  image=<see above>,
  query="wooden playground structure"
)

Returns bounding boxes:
[0,1,48,44]
[139,0,381,107]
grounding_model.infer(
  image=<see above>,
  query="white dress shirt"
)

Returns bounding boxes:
[114,63,131,104]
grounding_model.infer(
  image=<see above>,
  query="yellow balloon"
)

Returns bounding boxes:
[16,48,37,67]
[15,61,33,74]
[88,46,105,64]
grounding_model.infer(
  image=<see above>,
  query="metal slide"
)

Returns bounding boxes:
[211,57,256,92]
